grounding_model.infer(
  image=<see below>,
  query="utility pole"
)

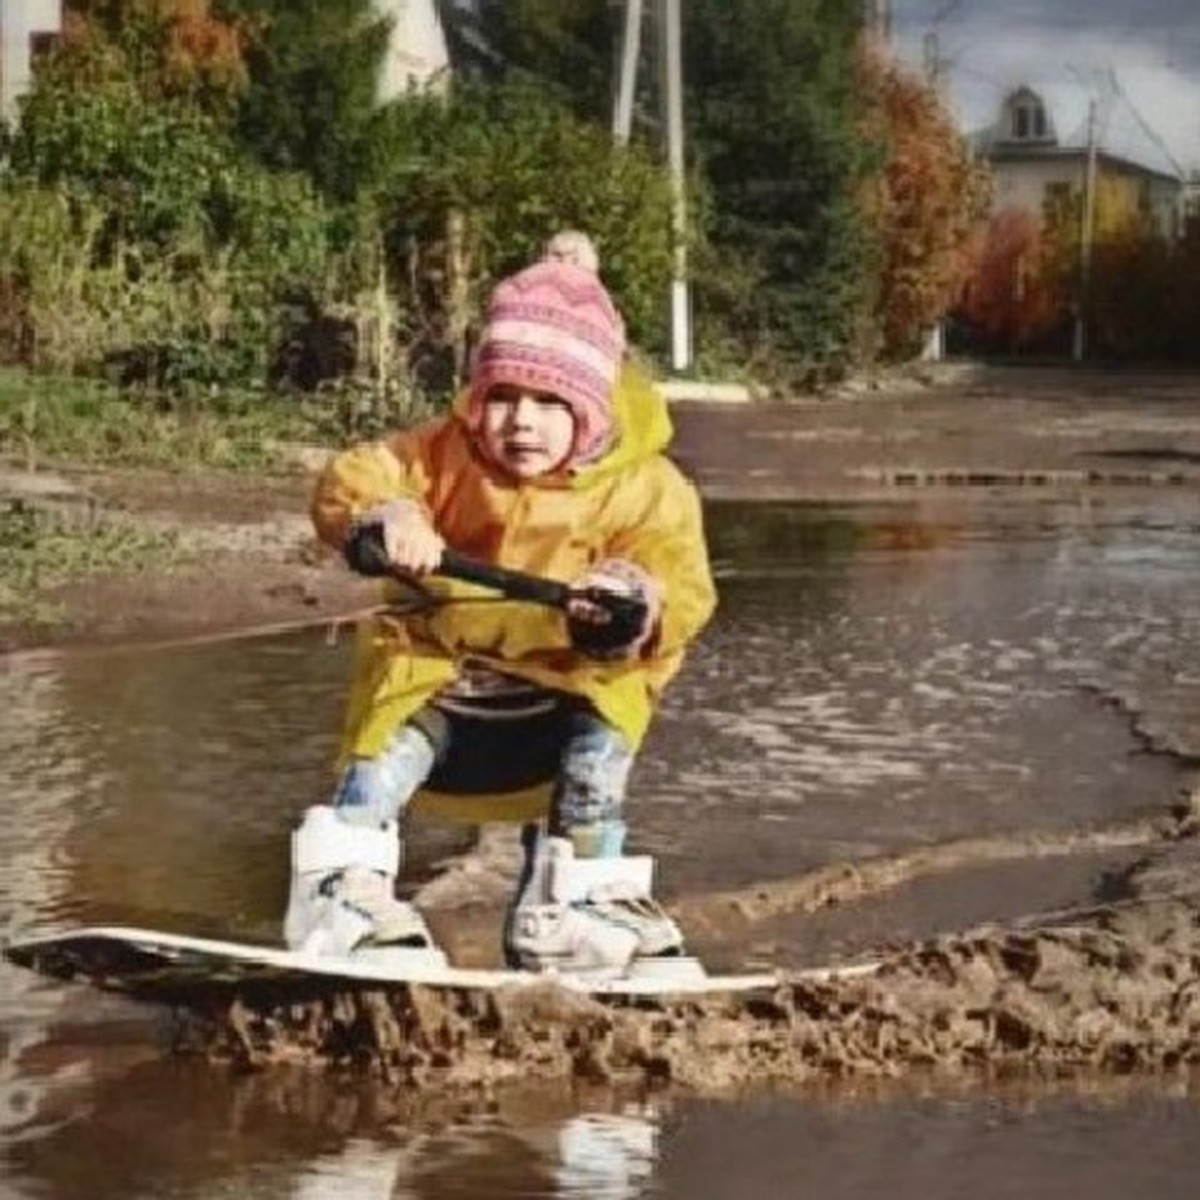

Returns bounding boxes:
[922,31,938,83]
[1074,99,1099,362]
[611,0,644,143]
[611,0,691,372]
[919,29,948,361]
[659,0,690,372]
[865,0,892,43]
[922,30,948,90]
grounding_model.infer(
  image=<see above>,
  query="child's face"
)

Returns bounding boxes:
[479,385,577,478]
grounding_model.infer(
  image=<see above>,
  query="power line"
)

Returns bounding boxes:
[1062,61,1187,178]
[949,59,1016,91]
[930,0,969,25]
[864,0,892,41]
[1108,70,1188,178]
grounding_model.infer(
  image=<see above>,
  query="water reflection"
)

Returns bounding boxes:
[639,495,1200,892]
[655,1079,1200,1200]
[0,635,470,945]
[3,1054,661,1200]
[8,1048,1200,1200]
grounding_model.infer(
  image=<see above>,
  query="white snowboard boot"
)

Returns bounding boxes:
[507,836,686,976]
[283,805,437,957]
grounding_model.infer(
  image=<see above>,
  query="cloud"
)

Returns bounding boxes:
[892,1,1200,169]
[895,0,1200,42]
[966,0,1194,37]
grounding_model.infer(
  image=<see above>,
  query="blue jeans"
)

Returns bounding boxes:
[332,702,632,856]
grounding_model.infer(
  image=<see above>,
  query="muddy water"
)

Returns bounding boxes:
[3,492,1200,1198]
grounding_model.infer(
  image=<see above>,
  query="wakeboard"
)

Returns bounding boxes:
[3,926,799,1004]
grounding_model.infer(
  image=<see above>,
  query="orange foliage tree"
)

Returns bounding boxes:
[59,0,247,109]
[858,50,991,359]
[1040,173,1173,360]
[958,207,1070,352]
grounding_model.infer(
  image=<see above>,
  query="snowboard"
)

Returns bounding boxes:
[4,925,806,1005]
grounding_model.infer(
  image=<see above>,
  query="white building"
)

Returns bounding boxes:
[973,80,1185,240]
[0,0,61,124]
[376,0,451,99]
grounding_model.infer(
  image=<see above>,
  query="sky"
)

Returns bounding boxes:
[889,0,1200,173]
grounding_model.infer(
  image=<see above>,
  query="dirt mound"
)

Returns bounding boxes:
[178,891,1200,1092]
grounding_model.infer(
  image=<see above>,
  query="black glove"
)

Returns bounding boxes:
[568,589,652,659]
[567,560,661,660]
[343,521,392,576]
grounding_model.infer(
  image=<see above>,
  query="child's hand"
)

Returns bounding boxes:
[351,499,445,576]
[567,559,662,659]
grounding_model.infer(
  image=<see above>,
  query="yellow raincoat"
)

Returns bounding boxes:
[312,366,716,818]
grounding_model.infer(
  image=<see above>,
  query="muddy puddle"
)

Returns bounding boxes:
[3,491,1200,1197]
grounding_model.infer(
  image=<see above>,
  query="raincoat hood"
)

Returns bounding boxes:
[452,360,675,487]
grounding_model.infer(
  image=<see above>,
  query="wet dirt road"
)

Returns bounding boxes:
[3,487,1200,1196]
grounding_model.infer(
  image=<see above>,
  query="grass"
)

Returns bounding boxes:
[0,369,321,471]
[0,368,444,472]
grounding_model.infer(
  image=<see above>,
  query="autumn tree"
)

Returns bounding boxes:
[1040,171,1171,359]
[858,51,990,359]
[1164,211,1200,361]
[958,207,1069,352]
[60,0,248,112]
[1089,233,1174,358]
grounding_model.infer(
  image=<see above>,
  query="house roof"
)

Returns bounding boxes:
[973,77,1184,183]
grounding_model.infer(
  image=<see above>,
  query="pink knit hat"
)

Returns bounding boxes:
[467,261,626,464]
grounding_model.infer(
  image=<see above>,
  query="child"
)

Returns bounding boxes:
[285,255,716,974]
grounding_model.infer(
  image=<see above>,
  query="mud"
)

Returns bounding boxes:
[179,889,1200,1092]
[406,791,1200,975]
[672,804,1196,944]
[173,794,1200,1092]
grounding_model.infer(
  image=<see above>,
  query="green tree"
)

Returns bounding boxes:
[468,0,616,117]
[364,78,676,383]
[12,73,230,251]
[687,0,874,384]
[468,0,876,384]
[214,0,393,199]
[5,57,328,385]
